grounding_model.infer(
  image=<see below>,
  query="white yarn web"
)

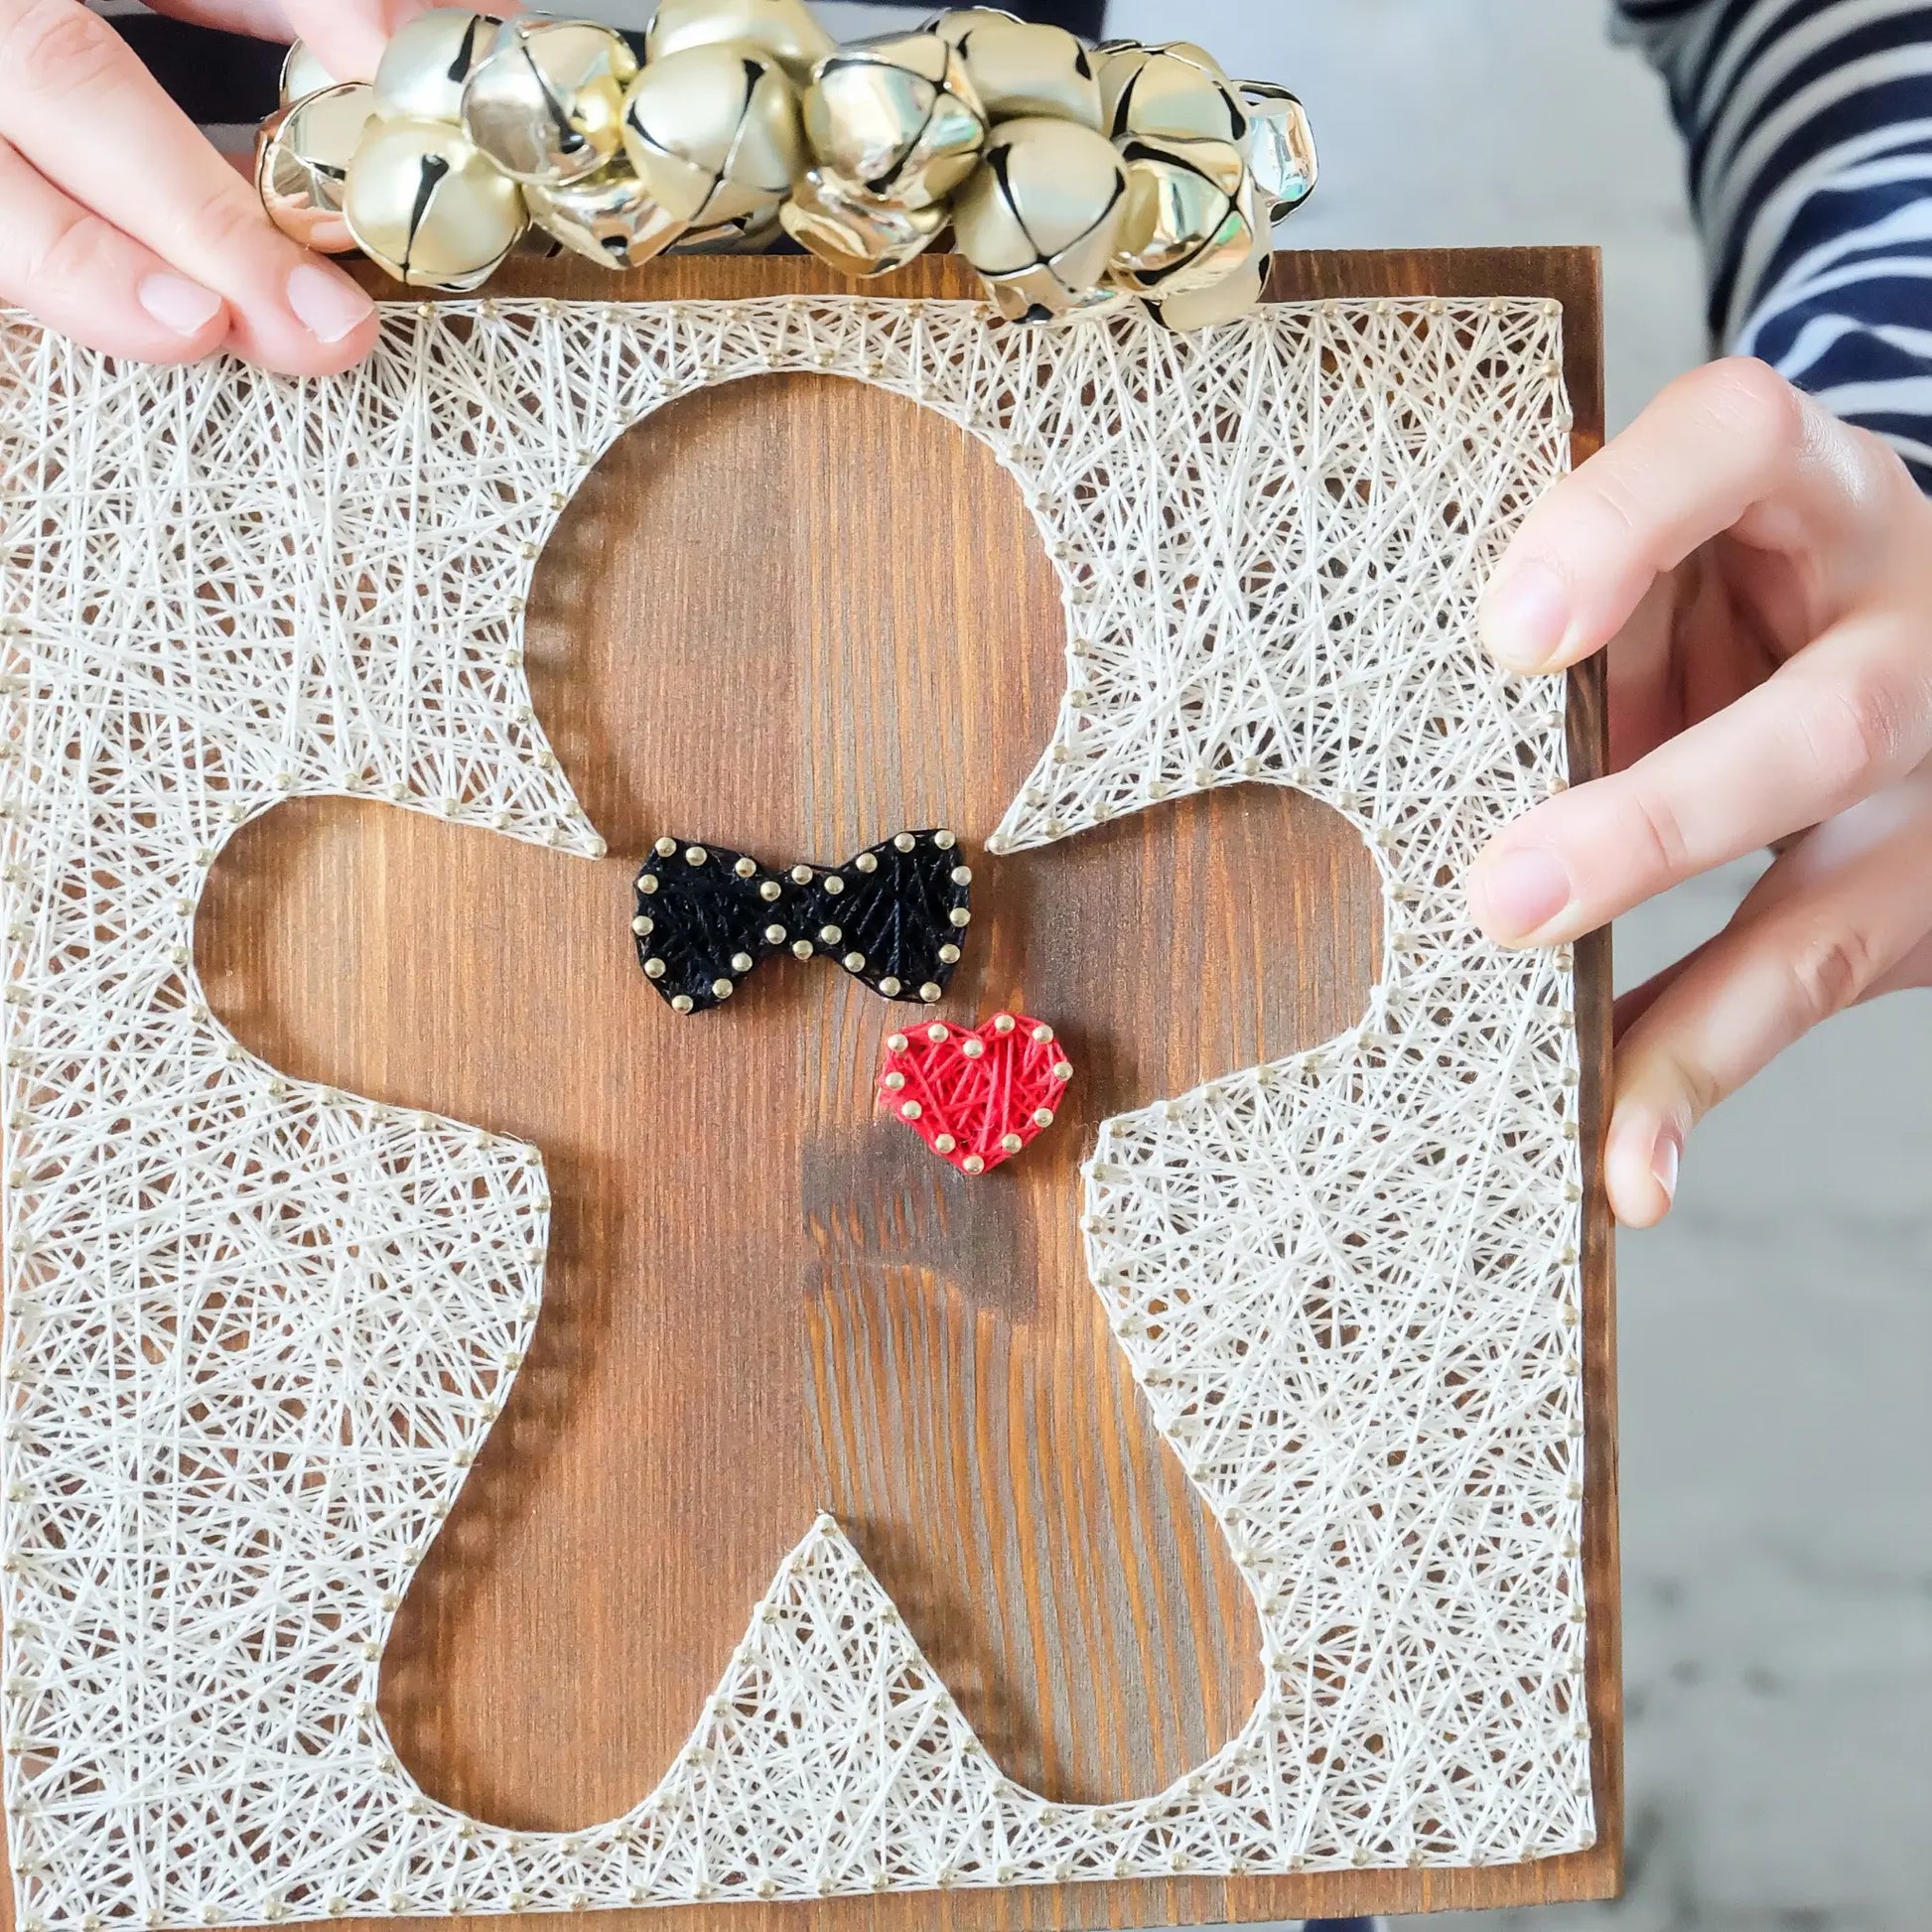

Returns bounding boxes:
[0,291,1589,1927]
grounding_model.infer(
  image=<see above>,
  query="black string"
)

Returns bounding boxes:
[633,832,970,1014]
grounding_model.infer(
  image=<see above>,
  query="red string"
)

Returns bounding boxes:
[877,1013,1073,1175]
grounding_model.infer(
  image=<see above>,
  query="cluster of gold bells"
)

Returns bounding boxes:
[256,0,1315,329]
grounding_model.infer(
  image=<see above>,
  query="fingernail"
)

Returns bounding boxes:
[1651,1126,1682,1208]
[287,263,374,345]
[138,272,221,339]
[1481,559,1571,671]
[1474,845,1572,940]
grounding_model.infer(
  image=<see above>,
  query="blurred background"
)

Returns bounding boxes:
[801,2,1931,1925]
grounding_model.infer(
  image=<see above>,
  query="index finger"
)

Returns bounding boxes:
[1479,356,1892,675]
[1467,607,1932,945]
[0,0,374,372]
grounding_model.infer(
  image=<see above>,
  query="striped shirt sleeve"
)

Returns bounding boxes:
[1618,0,1932,487]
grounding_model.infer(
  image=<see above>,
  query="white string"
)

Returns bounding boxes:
[0,293,1590,1928]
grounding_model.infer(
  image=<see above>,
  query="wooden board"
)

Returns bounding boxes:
[5,247,1617,1927]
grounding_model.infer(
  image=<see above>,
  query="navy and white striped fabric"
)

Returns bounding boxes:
[1618,0,1932,484]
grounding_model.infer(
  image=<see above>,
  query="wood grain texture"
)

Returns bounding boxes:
[3,248,1617,1928]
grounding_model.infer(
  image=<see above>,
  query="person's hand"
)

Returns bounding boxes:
[0,0,494,372]
[1465,358,1932,1227]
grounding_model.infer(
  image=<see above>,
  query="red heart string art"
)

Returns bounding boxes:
[878,1013,1073,1176]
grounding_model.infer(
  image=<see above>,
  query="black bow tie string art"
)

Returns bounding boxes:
[633,830,972,1015]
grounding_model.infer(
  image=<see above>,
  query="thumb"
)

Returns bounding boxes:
[279,0,523,88]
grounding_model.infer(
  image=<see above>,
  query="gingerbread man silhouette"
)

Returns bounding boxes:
[199,374,1375,1832]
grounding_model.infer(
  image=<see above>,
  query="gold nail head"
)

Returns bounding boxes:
[791,940,813,959]
[1053,1061,1073,1080]
[949,907,971,927]
[644,958,666,979]
[938,944,961,964]
[926,1024,948,1043]
[685,845,707,866]
[961,1038,985,1059]
[1032,1024,1054,1043]
[731,953,753,973]
[951,866,972,886]
[994,1014,1016,1034]
[888,1034,908,1053]
[671,994,694,1013]
[843,952,866,972]
[1001,1133,1023,1154]
[639,874,659,894]
[824,875,846,896]
[934,1134,957,1154]
[934,830,956,849]
[764,923,786,944]
[791,865,813,885]
[919,983,942,1002]
[884,1071,906,1091]
[759,880,781,901]
[879,976,901,997]
[712,979,734,1000]
[734,856,756,878]
[855,852,879,873]
[1034,1107,1055,1127]
[819,925,842,945]
[655,836,676,856]
[631,915,652,935]
[894,832,916,853]
[900,1100,923,1121]
[962,1155,985,1175]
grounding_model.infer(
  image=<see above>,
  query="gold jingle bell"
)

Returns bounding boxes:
[929,12,1101,132]
[525,162,685,268]
[256,83,377,253]
[621,41,804,228]
[1097,43,1247,144]
[675,206,784,252]
[953,115,1130,323]
[645,0,835,84]
[279,41,336,109]
[1240,80,1318,219]
[373,9,504,125]
[345,117,528,290]
[512,223,567,261]
[925,4,1022,24]
[1145,179,1272,332]
[1092,36,1229,80]
[460,20,637,186]
[1112,133,1253,294]
[779,169,947,276]
[802,34,986,211]
[1146,249,1269,332]
[1166,41,1230,76]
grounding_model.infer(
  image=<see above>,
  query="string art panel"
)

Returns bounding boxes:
[0,270,1600,1928]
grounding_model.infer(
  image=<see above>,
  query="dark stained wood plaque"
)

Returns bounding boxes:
[4,247,1616,1927]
